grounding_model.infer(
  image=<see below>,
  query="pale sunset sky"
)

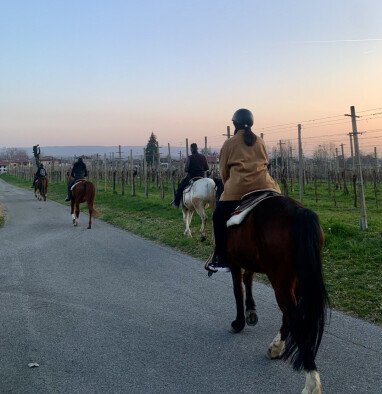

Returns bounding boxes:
[1,0,382,155]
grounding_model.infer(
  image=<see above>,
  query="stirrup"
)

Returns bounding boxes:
[204,253,218,273]
[205,253,230,274]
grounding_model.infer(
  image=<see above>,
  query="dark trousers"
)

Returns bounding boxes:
[174,176,191,204]
[67,179,77,198]
[212,200,240,260]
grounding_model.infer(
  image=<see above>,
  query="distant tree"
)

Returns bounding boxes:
[0,147,29,162]
[145,133,159,165]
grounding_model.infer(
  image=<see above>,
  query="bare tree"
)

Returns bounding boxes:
[0,148,29,162]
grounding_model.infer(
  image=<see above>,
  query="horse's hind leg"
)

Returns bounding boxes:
[243,270,258,326]
[230,267,246,333]
[194,203,207,241]
[75,203,80,226]
[70,201,75,223]
[87,204,93,229]
[183,209,193,237]
[268,314,288,359]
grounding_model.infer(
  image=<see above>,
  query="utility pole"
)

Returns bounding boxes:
[298,124,304,202]
[222,126,231,139]
[260,132,264,140]
[186,138,189,158]
[278,140,286,171]
[348,132,355,172]
[335,147,340,185]
[204,136,208,153]
[374,147,378,173]
[340,143,346,170]
[167,143,172,173]
[345,106,367,230]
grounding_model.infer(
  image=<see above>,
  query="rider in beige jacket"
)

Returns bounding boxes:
[205,108,280,273]
[219,130,280,201]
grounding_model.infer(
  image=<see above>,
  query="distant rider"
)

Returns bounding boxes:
[65,157,88,201]
[171,143,209,207]
[31,163,46,188]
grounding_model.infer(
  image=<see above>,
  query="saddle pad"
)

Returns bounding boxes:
[70,179,86,191]
[183,177,204,195]
[226,189,281,227]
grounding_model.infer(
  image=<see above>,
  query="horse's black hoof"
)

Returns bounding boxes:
[231,319,245,333]
[208,271,213,277]
[245,311,258,326]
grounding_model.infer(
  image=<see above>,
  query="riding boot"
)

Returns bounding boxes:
[204,251,230,273]
[171,191,181,208]
[65,190,72,202]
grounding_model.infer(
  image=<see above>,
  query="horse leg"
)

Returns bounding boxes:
[183,208,192,237]
[75,202,80,226]
[230,267,246,333]
[194,203,207,241]
[71,200,77,225]
[268,314,288,359]
[243,270,258,326]
[271,286,322,394]
[87,203,93,229]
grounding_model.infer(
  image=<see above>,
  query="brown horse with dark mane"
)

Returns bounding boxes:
[34,177,48,201]
[219,188,328,393]
[67,175,97,229]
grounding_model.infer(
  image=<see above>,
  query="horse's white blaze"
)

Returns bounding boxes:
[302,370,322,394]
[267,332,285,359]
[181,178,216,240]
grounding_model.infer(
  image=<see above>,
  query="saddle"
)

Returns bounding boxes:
[183,177,203,194]
[226,189,281,227]
[70,179,86,190]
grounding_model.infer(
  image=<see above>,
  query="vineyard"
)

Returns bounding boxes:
[2,165,382,325]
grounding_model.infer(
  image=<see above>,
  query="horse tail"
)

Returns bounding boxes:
[282,207,328,371]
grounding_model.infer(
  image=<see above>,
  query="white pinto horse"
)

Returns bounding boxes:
[181,178,216,241]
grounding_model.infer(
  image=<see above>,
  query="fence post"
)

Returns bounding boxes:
[346,105,367,230]
[298,124,304,202]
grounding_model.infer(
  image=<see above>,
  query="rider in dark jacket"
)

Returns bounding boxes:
[31,163,46,187]
[172,143,209,207]
[65,157,88,201]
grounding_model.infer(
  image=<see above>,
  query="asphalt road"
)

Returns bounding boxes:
[0,179,381,394]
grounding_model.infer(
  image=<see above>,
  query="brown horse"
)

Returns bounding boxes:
[225,195,328,394]
[34,177,48,201]
[67,176,97,229]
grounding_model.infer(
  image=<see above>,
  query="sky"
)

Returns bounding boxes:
[1,0,382,156]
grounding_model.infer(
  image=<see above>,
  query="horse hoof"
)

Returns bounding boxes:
[87,226,91,229]
[231,319,245,333]
[245,310,258,326]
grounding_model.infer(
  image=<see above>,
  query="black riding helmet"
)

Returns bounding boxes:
[232,108,254,128]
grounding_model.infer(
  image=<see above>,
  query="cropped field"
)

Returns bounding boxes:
[2,174,382,325]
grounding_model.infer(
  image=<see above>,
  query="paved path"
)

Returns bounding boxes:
[0,179,381,393]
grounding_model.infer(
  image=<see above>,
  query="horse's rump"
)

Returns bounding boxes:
[72,180,97,213]
[36,177,48,193]
[183,178,216,208]
[228,196,328,372]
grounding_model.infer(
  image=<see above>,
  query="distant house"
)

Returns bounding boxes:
[0,161,8,174]
[40,156,60,168]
